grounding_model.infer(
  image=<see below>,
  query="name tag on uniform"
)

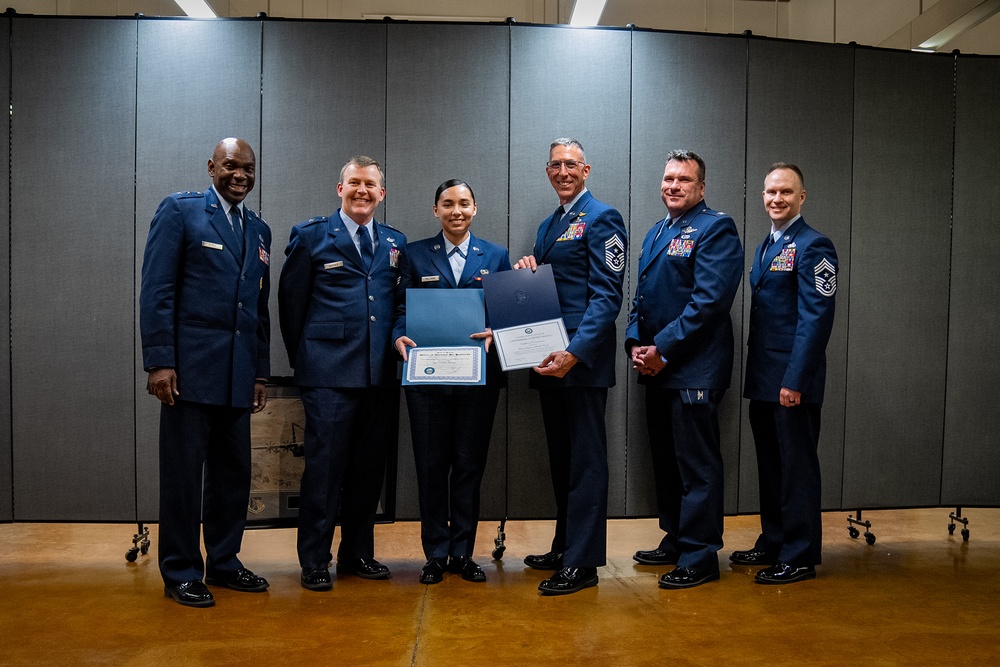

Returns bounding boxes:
[202,241,224,250]
[421,275,440,283]
[324,261,344,270]
[770,247,796,271]
[667,238,694,257]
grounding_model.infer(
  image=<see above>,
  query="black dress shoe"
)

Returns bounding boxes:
[729,548,776,566]
[633,547,679,566]
[336,557,391,580]
[420,557,447,585]
[448,556,486,583]
[754,562,816,585]
[205,567,269,592]
[538,567,598,596]
[523,551,564,571]
[164,580,215,607]
[658,566,720,589]
[301,567,333,591]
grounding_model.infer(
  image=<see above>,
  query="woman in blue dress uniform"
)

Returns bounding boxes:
[393,180,512,584]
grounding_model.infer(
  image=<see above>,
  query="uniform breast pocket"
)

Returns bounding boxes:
[305,322,345,340]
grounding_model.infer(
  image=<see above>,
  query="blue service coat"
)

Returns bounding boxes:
[625,200,744,389]
[278,210,406,388]
[743,216,838,403]
[392,230,512,388]
[140,187,271,408]
[530,190,627,389]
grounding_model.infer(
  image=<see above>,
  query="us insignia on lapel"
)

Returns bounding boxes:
[814,258,837,296]
[480,269,489,275]
[605,234,626,272]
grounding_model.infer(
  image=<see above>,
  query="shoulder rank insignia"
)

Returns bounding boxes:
[605,234,626,272]
[814,258,837,296]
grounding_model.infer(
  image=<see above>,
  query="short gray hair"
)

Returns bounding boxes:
[550,138,586,163]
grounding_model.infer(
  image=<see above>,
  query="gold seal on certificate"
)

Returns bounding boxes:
[406,346,483,384]
[492,318,570,371]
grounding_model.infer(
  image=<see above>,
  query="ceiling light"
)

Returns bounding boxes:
[569,0,607,26]
[175,0,217,18]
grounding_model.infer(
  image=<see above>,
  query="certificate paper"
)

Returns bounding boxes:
[401,289,487,386]
[493,318,570,371]
[405,346,482,383]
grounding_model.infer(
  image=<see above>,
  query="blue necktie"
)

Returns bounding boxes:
[358,225,374,269]
[542,205,565,250]
[229,205,244,255]
[762,233,776,266]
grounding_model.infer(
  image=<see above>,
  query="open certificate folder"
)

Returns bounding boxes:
[480,264,569,371]
[401,289,487,386]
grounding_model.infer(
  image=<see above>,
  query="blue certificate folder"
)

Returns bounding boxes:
[480,264,562,329]
[402,289,486,386]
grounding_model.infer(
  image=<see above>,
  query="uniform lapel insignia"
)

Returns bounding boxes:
[433,244,441,251]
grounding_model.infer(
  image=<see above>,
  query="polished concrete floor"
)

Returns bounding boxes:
[1,509,997,666]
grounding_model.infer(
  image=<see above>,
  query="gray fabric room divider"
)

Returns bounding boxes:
[1,16,997,523]
[10,17,137,520]
[943,55,1000,506]
[841,48,954,508]
[0,16,11,522]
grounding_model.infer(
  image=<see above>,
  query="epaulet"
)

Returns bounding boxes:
[377,221,400,231]
[173,191,202,198]
[303,216,329,226]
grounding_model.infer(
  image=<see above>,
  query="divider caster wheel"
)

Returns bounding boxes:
[948,522,956,535]
[864,532,876,545]
[126,547,140,562]
[848,526,860,539]
[961,528,970,542]
[492,545,506,560]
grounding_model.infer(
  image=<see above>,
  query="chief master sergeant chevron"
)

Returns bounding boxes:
[140,137,272,608]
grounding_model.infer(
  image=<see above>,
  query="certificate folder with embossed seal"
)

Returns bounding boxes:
[402,289,486,385]
[481,264,569,371]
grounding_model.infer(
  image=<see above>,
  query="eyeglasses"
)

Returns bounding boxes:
[546,160,585,171]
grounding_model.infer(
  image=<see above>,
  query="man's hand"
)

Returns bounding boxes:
[252,382,267,413]
[395,335,417,361]
[514,255,538,271]
[779,387,801,408]
[534,350,578,378]
[147,368,179,405]
[470,328,493,353]
[636,346,667,376]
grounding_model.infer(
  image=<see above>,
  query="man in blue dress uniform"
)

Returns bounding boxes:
[626,150,743,589]
[140,137,272,607]
[278,156,406,591]
[731,163,838,584]
[515,138,627,595]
